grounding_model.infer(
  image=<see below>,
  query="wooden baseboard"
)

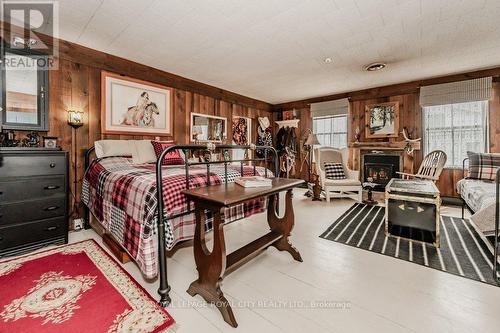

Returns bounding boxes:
[103,233,131,264]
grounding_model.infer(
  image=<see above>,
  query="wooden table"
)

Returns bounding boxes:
[183,178,304,327]
[385,179,441,247]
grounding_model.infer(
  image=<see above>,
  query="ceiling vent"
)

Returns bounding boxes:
[364,62,387,71]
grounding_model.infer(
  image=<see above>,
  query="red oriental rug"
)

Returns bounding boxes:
[0,240,175,333]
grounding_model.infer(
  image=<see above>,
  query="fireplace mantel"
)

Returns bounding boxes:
[349,141,421,150]
[349,141,420,176]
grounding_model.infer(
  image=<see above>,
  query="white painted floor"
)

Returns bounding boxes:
[69,189,500,333]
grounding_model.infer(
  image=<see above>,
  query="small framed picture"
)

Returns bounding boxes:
[43,136,58,148]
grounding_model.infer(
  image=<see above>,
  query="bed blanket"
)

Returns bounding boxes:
[82,157,270,278]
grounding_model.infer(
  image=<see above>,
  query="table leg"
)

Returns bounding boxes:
[267,190,303,262]
[186,204,237,327]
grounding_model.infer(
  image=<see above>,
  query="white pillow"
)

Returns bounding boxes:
[132,140,157,164]
[94,140,134,158]
[94,139,183,164]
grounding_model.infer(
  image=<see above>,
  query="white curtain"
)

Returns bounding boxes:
[423,101,488,167]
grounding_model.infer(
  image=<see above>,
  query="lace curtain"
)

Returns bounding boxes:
[423,100,488,167]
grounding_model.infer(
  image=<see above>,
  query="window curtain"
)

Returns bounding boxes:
[423,101,488,167]
[310,98,349,118]
[420,77,491,167]
[420,77,492,106]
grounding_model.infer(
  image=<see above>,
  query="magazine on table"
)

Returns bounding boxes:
[235,176,273,188]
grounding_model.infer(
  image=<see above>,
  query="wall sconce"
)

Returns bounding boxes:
[67,110,84,128]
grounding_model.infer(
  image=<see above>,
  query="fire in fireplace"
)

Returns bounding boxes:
[363,154,400,191]
[365,163,393,185]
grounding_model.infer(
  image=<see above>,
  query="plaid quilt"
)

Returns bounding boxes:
[82,157,271,278]
[457,178,496,213]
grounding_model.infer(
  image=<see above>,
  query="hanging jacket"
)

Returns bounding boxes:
[256,126,272,158]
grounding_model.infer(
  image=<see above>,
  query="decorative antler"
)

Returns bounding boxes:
[401,127,421,156]
[401,127,421,143]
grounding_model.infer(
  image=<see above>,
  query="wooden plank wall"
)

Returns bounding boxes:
[271,107,312,180]
[13,58,272,219]
[280,83,500,198]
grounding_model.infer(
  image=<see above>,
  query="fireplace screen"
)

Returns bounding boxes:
[365,163,393,186]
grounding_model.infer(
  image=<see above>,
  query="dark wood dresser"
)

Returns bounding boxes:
[0,148,69,257]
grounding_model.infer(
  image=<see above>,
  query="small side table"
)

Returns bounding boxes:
[362,182,378,205]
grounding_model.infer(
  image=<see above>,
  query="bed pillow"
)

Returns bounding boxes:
[94,140,134,158]
[467,151,500,181]
[324,162,346,180]
[151,141,185,165]
[132,140,158,164]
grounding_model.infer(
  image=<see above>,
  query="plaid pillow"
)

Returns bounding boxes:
[151,141,184,165]
[324,162,346,180]
[467,151,500,181]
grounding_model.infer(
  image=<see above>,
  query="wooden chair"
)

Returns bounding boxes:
[397,150,447,182]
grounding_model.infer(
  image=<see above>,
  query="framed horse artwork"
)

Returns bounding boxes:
[101,71,173,136]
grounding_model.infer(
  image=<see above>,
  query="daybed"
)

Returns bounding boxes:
[458,152,500,281]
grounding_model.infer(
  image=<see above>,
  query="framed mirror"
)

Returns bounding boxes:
[190,113,227,142]
[1,48,49,131]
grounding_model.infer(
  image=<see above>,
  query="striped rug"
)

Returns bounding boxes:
[320,203,500,286]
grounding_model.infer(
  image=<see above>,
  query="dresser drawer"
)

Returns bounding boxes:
[0,176,66,203]
[0,196,66,226]
[0,217,66,251]
[0,154,66,177]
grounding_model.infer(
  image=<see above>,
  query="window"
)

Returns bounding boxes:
[423,101,488,167]
[313,115,347,148]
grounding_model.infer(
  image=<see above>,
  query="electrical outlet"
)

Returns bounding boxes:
[73,218,84,231]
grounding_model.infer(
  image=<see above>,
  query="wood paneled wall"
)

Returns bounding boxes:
[278,81,500,198]
[13,57,271,219]
[271,107,312,180]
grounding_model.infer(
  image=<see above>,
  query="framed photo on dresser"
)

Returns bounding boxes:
[101,71,173,136]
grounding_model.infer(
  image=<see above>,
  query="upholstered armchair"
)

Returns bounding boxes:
[314,147,362,202]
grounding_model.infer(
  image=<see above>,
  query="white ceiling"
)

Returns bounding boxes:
[55,0,500,104]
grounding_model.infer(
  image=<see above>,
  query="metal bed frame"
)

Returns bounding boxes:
[460,157,499,282]
[84,143,279,306]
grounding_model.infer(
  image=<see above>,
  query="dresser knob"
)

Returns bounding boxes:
[44,185,60,190]
[49,163,56,168]
[44,206,59,211]
[45,226,58,231]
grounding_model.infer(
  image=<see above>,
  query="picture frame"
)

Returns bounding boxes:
[101,71,173,136]
[365,101,400,138]
[190,113,227,143]
[43,136,58,148]
[232,116,251,146]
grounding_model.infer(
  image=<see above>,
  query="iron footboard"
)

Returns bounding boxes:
[155,144,278,306]
[83,144,279,307]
